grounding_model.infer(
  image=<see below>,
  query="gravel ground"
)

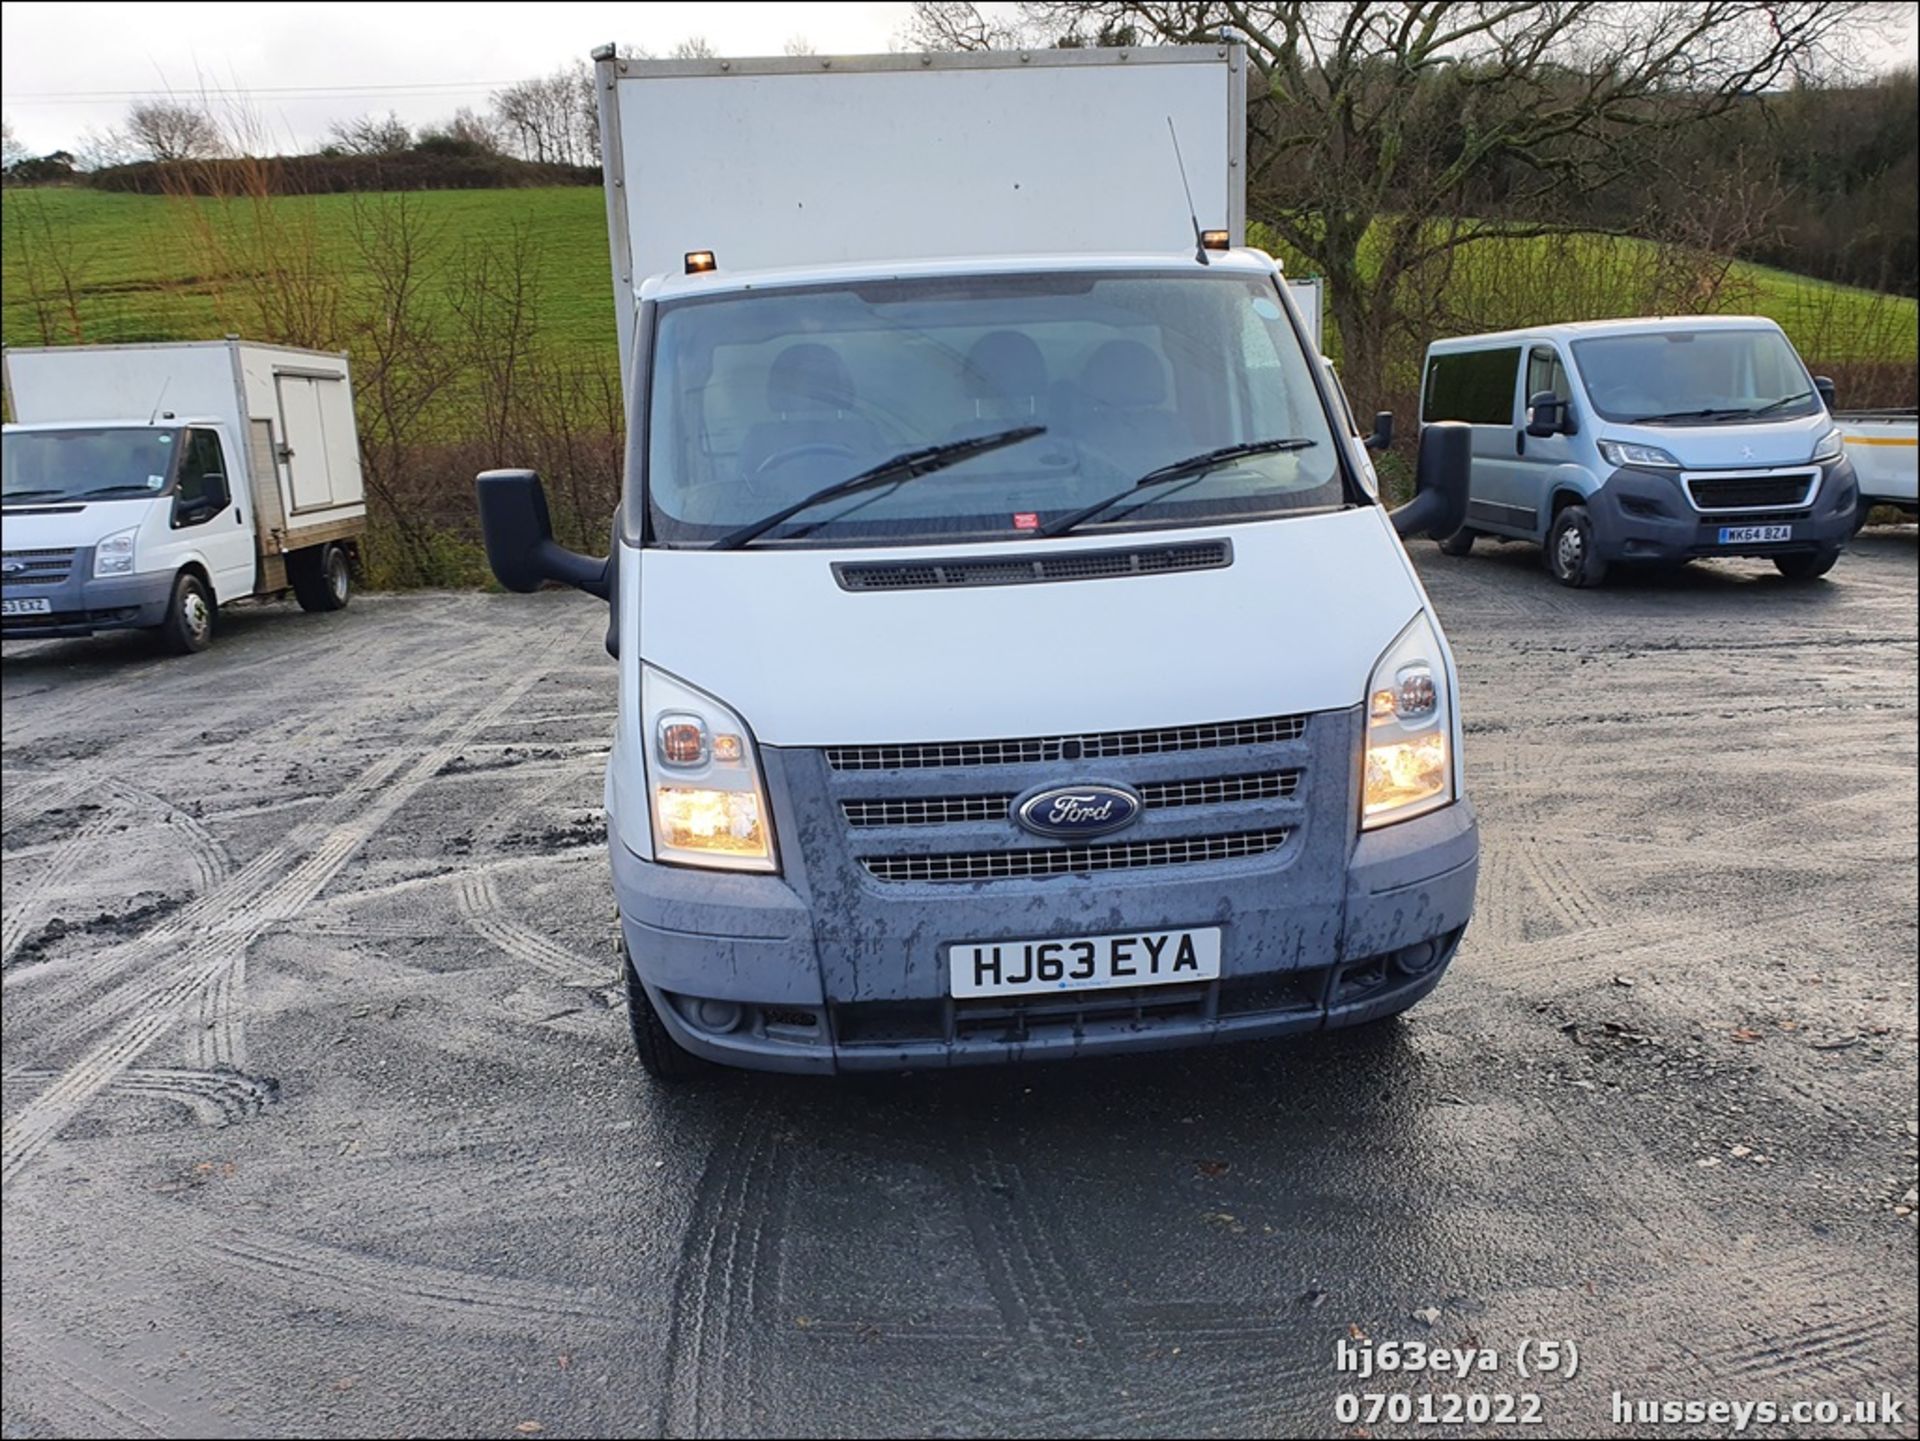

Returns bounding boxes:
[2,533,1915,1439]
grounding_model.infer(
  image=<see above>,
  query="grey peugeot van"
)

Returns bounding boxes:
[1420,316,1861,586]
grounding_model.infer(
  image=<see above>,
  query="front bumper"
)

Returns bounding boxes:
[1588,460,1858,563]
[0,553,173,639]
[613,791,1479,1075]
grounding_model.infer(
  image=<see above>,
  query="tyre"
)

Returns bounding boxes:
[1435,527,1476,557]
[155,571,214,654]
[1773,546,1840,582]
[289,543,352,613]
[1545,504,1608,588]
[621,934,709,1082]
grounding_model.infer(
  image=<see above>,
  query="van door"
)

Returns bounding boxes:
[1422,345,1530,535]
[171,426,257,602]
[276,373,338,512]
[1515,344,1578,531]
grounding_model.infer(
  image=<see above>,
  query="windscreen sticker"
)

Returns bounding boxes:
[147,474,166,488]
[1251,297,1282,320]
[1013,512,1039,531]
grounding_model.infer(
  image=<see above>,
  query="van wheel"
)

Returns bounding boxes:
[1435,528,1476,557]
[1546,505,1608,588]
[289,544,352,612]
[621,934,708,1082]
[156,571,214,654]
[1773,546,1840,582]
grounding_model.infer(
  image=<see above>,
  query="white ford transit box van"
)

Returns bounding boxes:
[1420,317,1861,585]
[3,340,366,651]
[476,45,1480,1076]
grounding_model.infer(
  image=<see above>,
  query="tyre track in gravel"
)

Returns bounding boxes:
[656,1105,788,1439]
[1,1314,241,1439]
[0,615,587,1188]
[4,1066,276,1128]
[0,802,126,964]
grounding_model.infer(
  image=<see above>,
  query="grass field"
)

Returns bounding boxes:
[7,185,1915,382]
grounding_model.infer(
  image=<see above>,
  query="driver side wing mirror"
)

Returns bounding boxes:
[1813,375,1837,410]
[1390,422,1471,540]
[475,469,612,601]
[1364,411,1394,452]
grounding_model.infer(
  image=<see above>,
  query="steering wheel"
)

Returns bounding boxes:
[753,441,858,477]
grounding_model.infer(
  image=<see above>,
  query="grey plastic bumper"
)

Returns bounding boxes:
[613,799,1479,1074]
[1587,460,1858,563]
[0,561,173,639]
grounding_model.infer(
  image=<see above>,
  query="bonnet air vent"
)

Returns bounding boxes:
[833,539,1232,593]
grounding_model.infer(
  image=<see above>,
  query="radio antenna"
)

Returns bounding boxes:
[146,376,171,425]
[1166,116,1208,266]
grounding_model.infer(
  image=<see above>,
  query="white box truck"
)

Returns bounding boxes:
[476,44,1477,1079]
[1836,408,1918,519]
[2,339,366,652]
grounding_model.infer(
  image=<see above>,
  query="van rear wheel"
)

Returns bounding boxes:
[1546,505,1608,588]
[289,543,352,612]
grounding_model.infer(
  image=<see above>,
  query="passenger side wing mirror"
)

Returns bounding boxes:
[1364,411,1394,452]
[475,469,612,601]
[1813,375,1837,410]
[1390,423,1471,540]
[1526,391,1573,438]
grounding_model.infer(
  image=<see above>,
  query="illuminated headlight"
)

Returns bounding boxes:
[642,664,774,871]
[1810,427,1844,464]
[93,526,139,577]
[1361,613,1455,830]
[1597,439,1681,470]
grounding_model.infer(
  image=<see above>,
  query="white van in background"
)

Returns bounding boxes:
[1420,317,1862,586]
[2,340,366,652]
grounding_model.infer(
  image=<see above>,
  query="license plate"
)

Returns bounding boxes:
[1,598,52,617]
[1718,524,1791,544]
[949,927,1222,999]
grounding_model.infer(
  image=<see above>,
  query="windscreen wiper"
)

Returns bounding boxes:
[1037,437,1318,539]
[709,426,1045,550]
[1745,391,1814,418]
[1627,407,1750,424]
[3,489,68,503]
[74,485,161,499]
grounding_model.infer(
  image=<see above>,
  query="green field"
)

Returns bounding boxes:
[5,184,1914,384]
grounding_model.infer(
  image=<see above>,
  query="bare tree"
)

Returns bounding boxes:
[672,35,719,59]
[75,125,138,170]
[784,35,818,56]
[417,106,501,153]
[923,1,1885,399]
[125,99,224,162]
[902,1,1031,49]
[1,117,25,173]
[493,67,593,165]
[328,111,411,156]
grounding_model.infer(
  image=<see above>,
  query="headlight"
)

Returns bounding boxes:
[1597,439,1681,470]
[1362,612,1455,830]
[93,526,138,577]
[1810,427,1845,464]
[642,664,775,871]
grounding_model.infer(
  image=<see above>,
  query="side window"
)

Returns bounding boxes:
[176,429,229,510]
[1527,346,1571,403]
[1423,346,1522,425]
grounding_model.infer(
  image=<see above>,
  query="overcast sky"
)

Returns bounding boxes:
[3,0,1915,156]
[0,1,917,154]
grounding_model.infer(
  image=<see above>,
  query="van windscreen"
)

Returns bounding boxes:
[644,270,1348,548]
[1,427,180,505]
[1570,329,1818,424]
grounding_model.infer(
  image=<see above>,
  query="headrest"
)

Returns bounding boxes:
[767,343,855,412]
[961,330,1048,401]
[1081,339,1168,409]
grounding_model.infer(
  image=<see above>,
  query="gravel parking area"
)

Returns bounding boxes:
[2,534,1915,1439]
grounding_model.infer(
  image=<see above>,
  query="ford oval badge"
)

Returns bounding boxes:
[1014,783,1142,840]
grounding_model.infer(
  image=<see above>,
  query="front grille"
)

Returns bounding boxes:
[840,771,1299,828]
[859,828,1289,883]
[1,548,78,586]
[834,540,1230,592]
[1687,473,1815,510]
[826,715,1306,772]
